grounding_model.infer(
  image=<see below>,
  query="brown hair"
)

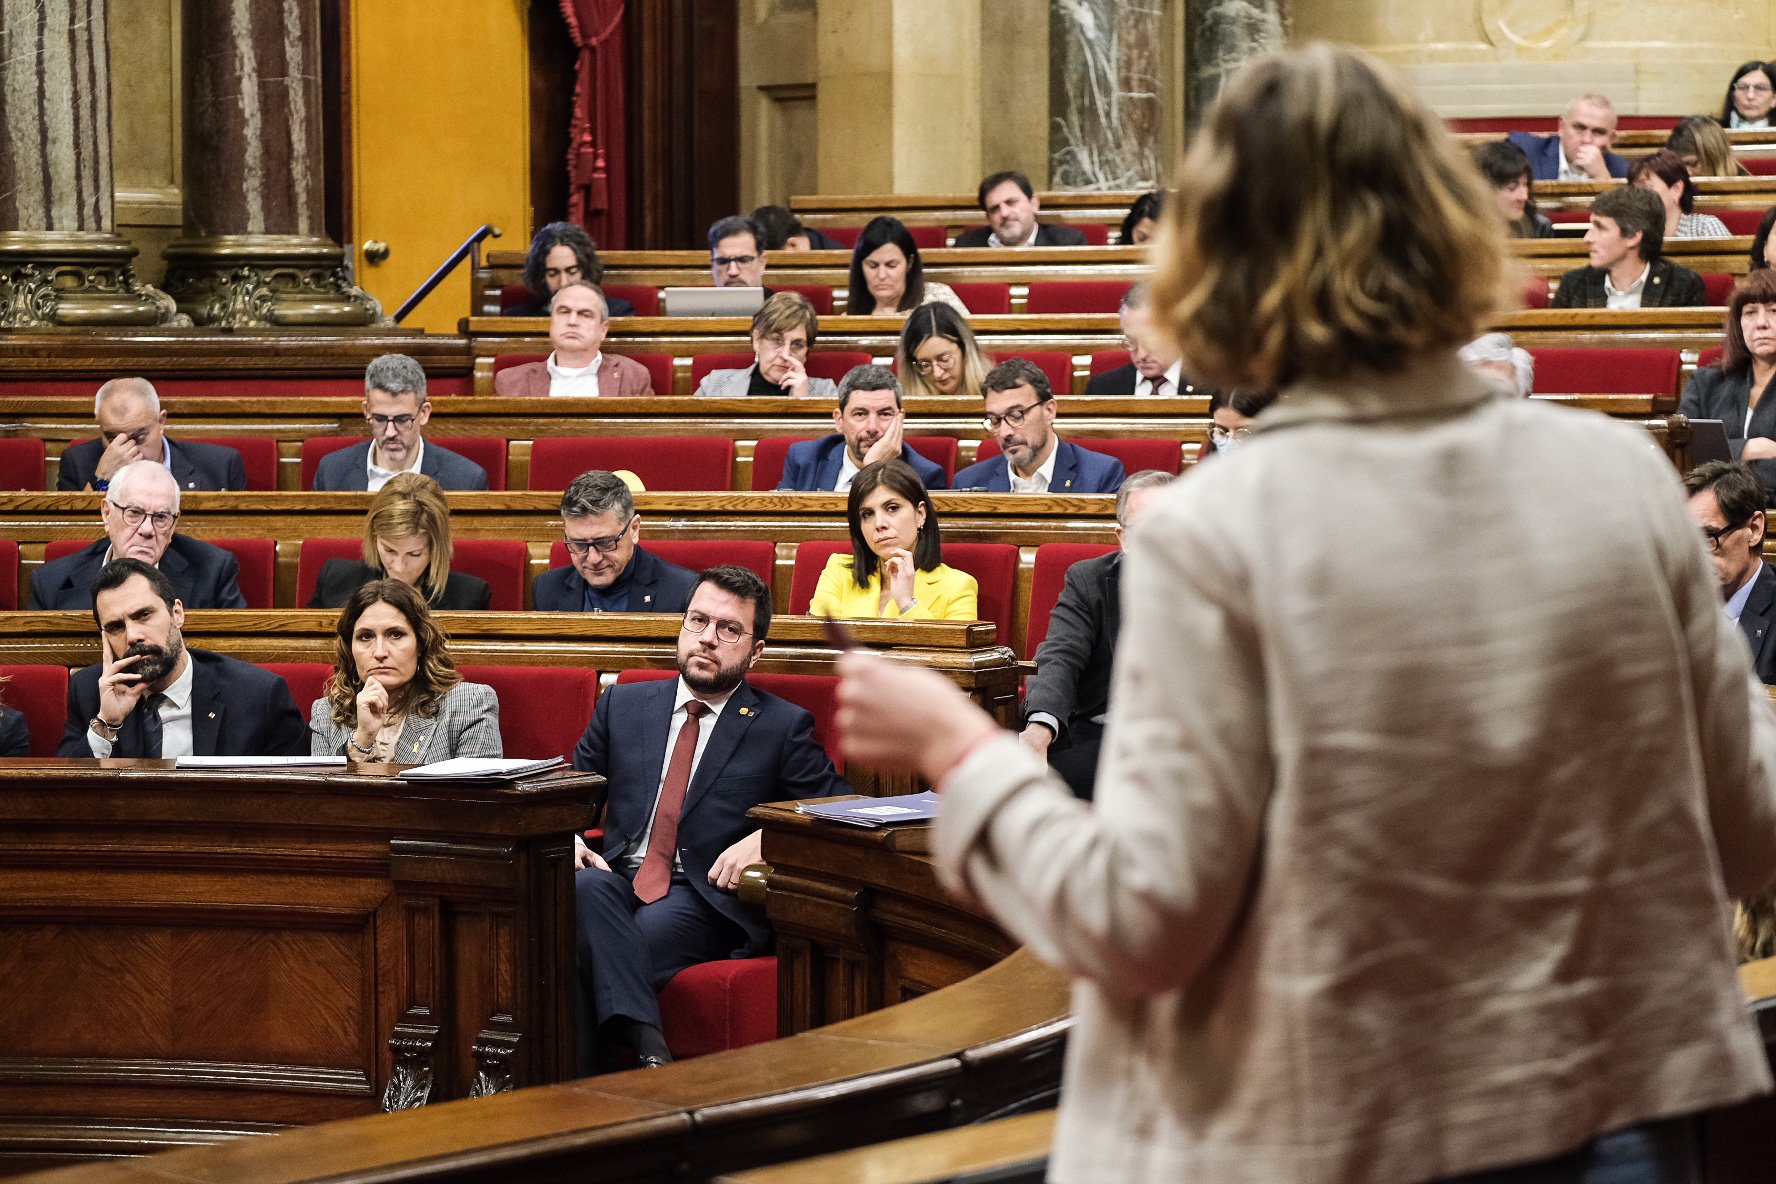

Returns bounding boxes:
[1627,150,1697,214]
[845,459,942,588]
[751,291,818,345]
[1720,269,1776,374]
[324,579,463,729]
[363,471,454,600]
[1667,115,1744,178]
[1590,185,1665,263]
[1149,44,1505,390]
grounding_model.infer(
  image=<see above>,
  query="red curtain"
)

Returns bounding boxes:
[560,0,627,248]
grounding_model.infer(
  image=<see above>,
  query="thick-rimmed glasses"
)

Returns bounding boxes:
[682,610,750,644]
[1704,518,1750,553]
[366,414,417,430]
[109,502,179,532]
[562,515,635,555]
[982,399,1049,432]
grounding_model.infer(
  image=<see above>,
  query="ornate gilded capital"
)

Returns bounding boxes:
[0,232,186,328]
[161,235,387,329]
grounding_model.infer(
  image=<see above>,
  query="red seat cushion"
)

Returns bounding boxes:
[788,540,852,616]
[493,353,547,375]
[643,539,776,588]
[264,662,333,725]
[941,542,1019,648]
[946,282,1011,315]
[1089,350,1131,376]
[1701,345,1724,368]
[215,539,276,609]
[0,539,15,611]
[602,283,659,316]
[1521,276,1551,309]
[905,436,959,482]
[773,284,834,315]
[657,956,778,1060]
[906,225,948,250]
[296,538,362,607]
[806,351,873,383]
[976,436,1180,476]
[820,226,861,248]
[450,539,529,610]
[690,352,758,388]
[1027,543,1118,654]
[1527,347,1681,396]
[182,437,277,491]
[1025,280,1132,314]
[751,436,815,490]
[44,539,85,563]
[458,664,599,760]
[300,436,361,491]
[428,436,508,491]
[990,350,1074,397]
[0,438,46,491]
[1717,208,1769,233]
[1074,222,1110,245]
[0,664,70,757]
[528,436,735,491]
[1702,272,1735,306]
[500,283,535,313]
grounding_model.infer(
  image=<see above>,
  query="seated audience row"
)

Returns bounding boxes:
[1552,186,1707,309]
[308,472,492,610]
[494,280,654,397]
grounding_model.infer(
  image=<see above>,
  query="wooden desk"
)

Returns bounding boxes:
[0,330,471,387]
[0,761,595,1166]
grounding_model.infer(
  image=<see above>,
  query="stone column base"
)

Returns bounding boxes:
[0,232,187,328]
[160,235,387,328]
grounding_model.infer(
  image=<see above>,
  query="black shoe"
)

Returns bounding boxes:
[638,1053,672,1069]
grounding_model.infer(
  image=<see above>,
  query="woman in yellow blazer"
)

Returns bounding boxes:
[808,459,977,621]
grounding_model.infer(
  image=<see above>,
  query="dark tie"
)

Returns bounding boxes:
[139,693,167,759]
[633,700,709,904]
[1151,375,1170,397]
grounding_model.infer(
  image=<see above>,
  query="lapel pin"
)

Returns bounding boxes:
[207,711,216,719]
[739,707,751,716]
[1064,479,1073,488]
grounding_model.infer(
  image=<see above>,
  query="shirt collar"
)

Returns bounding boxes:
[1137,360,1185,396]
[835,444,864,490]
[369,436,424,482]
[158,649,196,709]
[1604,262,1650,299]
[1726,562,1763,621]
[674,674,739,716]
[547,351,603,378]
[987,223,1040,248]
[1011,434,1061,488]
[159,436,173,468]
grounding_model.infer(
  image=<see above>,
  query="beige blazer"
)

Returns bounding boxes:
[493,353,654,397]
[935,352,1776,1184]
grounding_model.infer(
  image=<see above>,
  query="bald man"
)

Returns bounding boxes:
[57,377,248,493]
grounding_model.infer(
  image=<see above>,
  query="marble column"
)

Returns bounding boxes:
[160,0,381,327]
[0,0,180,327]
[1048,0,1163,190]
[1185,0,1286,127]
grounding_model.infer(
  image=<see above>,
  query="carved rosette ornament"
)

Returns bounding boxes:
[161,236,386,329]
[0,232,186,328]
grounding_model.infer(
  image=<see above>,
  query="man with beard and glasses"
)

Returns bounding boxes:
[568,566,847,1071]
[953,357,1126,493]
[776,364,948,491]
[58,559,307,758]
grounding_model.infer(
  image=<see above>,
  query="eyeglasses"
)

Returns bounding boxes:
[562,516,635,556]
[109,502,179,532]
[367,414,418,430]
[1704,517,1751,553]
[1735,82,1773,96]
[1209,425,1253,442]
[682,610,750,644]
[712,254,759,269]
[981,399,1049,431]
[913,352,959,376]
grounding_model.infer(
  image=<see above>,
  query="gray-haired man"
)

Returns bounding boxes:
[532,470,698,612]
[313,353,489,491]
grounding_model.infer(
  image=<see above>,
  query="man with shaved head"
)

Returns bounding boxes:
[1508,93,1631,181]
[57,377,248,493]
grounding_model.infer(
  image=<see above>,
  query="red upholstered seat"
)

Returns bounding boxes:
[182,437,277,491]
[690,352,757,388]
[602,284,659,316]
[1075,222,1110,245]
[906,436,959,482]
[658,955,778,1060]
[528,436,735,492]
[1090,349,1131,376]
[788,539,853,616]
[451,539,529,610]
[1025,280,1131,314]
[492,352,546,375]
[976,436,1181,476]
[750,436,814,490]
[0,438,46,491]
[644,539,776,588]
[500,283,534,313]
[906,225,947,250]
[820,226,861,248]
[773,284,834,315]
[0,664,71,757]
[43,539,84,562]
[1527,347,1681,395]
[1702,272,1735,306]
[989,350,1074,396]
[946,282,1011,314]
[1547,209,1589,224]
[0,540,15,610]
[1716,208,1768,233]
[428,436,508,490]
[458,664,599,760]
[299,436,359,490]
[1028,543,1117,654]
[55,538,273,608]
[1701,346,1724,368]
[789,539,1018,647]
[264,662,332,725]
[1521,276,1551,309]
[296,538,360,606]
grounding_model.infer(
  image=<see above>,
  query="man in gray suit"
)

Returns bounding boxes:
[1020,470,1173,800]
[57,377,247,493]
[312,354,489,492]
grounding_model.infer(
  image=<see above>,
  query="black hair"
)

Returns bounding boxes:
[847,216,925,314]
[696,564,772,643]
[845,460,942,587]
[91,557,176,624]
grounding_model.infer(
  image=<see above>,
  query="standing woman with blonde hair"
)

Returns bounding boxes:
[834,43,1776,1184]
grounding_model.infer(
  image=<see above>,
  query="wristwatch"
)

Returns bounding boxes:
[89,715,121,742]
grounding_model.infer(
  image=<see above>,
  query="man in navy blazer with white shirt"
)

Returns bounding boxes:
[57,377,247,493]
[1506,94,1630,181]
[570,566,847,1069]
[953,358,1126,493]
[312,354,489,492]
[777,365,948,491]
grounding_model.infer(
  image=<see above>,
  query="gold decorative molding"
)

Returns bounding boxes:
[0,231,185,328]
[160,235,386,328]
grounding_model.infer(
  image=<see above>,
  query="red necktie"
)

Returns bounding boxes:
[633,699,710,903]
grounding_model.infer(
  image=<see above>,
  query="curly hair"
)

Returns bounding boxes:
[323,579,463,730]
[522,221,604,296]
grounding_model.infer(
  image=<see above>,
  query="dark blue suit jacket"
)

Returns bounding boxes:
[952,437,1126,493]
[57,438,247,493]
[777,434,948,491]
[312,440,490,492]
[28,535,248,611]
[531,545,698,613]
[1506,131,1629,180]
[1739,563,1776,686]
[57,648,307,758]
[572,677,848,951]
[0,707,27,757]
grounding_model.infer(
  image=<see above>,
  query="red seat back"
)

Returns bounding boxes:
[500,283,535,313]
[528,436,735,492]
[264,662,333,725]
[773,284,834,315]
[905,436,959,481]
[624,353,674,395]
[0,438,46,490]
[1073,222,1110,245]
[1521,276,1551,309]
[459,664,600,760]
[1527,347,1681,395]
[788,540,853,615]
[941,542,1019,649]
[0,664,71,757]
[906,225,948,250]
[44,539,85,563]
[691,352,760,387]
[299,436,360,490]
[1025,280,1131,314]
[216,539,276,609]
[1702,272,1735,305]
[296,538,362,606]
[182,437,277,491]
[807,351,874,383]
[428,437,508,490]
[976,436,1179,475]
[1717,208,1769,232]
[1090,350,1131,376]
[751,436,814,490]
[602,284,659,316]
[0,539,15,611]
[946,282,1011,314]
[492,353,547,375]
[1027,543,1118,654]
[820,226,861,248]
[749,672,842,772]
[989,350,1074,396]
[1701,345,1725,368]
[644,539,776,588]
[450,539,529,610]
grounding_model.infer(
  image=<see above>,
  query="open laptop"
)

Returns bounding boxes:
[1688,419,1733,465]
[661,286,766,318]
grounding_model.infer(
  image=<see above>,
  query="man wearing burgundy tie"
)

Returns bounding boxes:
[570,565,848,1069]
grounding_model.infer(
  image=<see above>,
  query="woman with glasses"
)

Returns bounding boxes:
[1628,151,1731,240]
[847,216,970,318]
[1723,62,1776,129]
[307,472,492,610]
[897,304,992,399]
[311,579,501,763]
[808,459,977,622]
[694,292,838,399]
[1199,389,1278,460]
[1680,270,1776,485]
[832,44,1776,1184]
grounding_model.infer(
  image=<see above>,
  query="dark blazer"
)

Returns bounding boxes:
[58,438,247,493]
[57,648,308,758]
[1083,363,1208,398]
[29,535,248,611]
[1678,365,1776,497]
[572,677,848,952]
[1737,563,1776,685]
[0,707,27,757]
[531,545,699,613]
[953,437,1127,494]
[952,222,1088,248]
[312,440,490,492]
[306,559,493,610]
[1506,131,1630,181]
[1024,551,1120,734]
[777,434,948,491]
[1550,258,1708,309]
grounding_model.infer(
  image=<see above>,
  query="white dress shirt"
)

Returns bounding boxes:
[1604,263,1650,310]
[1009,437,1061,493]
[366,438,425,493]
[1556,142,1592,182]
[988,224,1041,248]
[86,651,195,758]
[1135,360,1185,399]
[547,351,605,397]
[625,677,737,871]
[834,447,864,492]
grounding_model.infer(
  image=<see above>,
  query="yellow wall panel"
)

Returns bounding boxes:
[350,0,529,334]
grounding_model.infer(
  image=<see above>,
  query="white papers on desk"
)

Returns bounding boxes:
[174,756,350,768]
[396,756,567,780]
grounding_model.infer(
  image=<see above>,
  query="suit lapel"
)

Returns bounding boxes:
[1103,553,1122,648]
[1741,565,1776,662]
[189,658,224,754]
[1052,440,1080,492]
[396,714,438,763]
[816,440,843,490]
[158,541,194,602]
[167,441,198,490]
[683,683,759,816]
[631,549,662,611]
[1644,260,1670,308]
[1744,373,1776,439]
